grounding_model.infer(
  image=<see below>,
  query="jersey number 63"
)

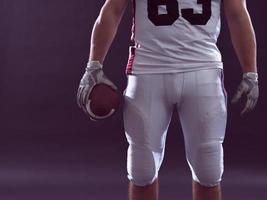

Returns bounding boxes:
[148,0,212,26]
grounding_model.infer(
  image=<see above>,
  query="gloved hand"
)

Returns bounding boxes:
[232,72,259,115]
[77,61,117,118]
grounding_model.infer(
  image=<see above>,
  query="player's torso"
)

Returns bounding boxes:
[127,0,223,74]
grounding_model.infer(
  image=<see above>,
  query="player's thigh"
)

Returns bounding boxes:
[178,68,227,186]
[123,74,173,150]
[178,68,227,153]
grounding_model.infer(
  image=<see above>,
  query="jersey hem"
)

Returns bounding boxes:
[127,63,223,75]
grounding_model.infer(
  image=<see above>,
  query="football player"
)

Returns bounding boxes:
[77,0,259,199]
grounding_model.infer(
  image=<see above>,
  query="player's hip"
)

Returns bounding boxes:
[124,68,227,107]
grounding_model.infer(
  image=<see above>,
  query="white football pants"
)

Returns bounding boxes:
[123,68,227,187]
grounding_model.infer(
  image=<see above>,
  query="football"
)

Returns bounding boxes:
[87,83,121,119]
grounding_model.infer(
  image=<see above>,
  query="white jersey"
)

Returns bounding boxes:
[126,0,223,74]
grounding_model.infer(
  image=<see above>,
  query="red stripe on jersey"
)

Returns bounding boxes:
[126,46,136,75]
[131,0,136,41]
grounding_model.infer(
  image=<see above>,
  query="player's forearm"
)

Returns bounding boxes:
[226,10,257,73]
[89,5,125,64]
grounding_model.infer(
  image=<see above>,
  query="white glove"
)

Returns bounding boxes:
[77,61,117,118]
[232,72,259,115]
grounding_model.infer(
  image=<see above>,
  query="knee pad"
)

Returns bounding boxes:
[188,141,224,187]
[126,144,162,187]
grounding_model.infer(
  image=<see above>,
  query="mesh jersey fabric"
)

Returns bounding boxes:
[126,0,223,74]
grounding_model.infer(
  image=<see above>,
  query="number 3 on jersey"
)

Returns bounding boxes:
[148,0,212,26]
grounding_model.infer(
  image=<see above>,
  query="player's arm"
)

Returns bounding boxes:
[89,0,129,63]
[223,0,259,115]
[223,0,256,73]
[77,0,129,119]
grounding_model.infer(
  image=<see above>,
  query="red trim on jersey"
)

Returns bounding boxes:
[126,46,136,75]
[131,0,136,41]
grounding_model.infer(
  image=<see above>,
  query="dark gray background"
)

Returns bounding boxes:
[0,0,266,199]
